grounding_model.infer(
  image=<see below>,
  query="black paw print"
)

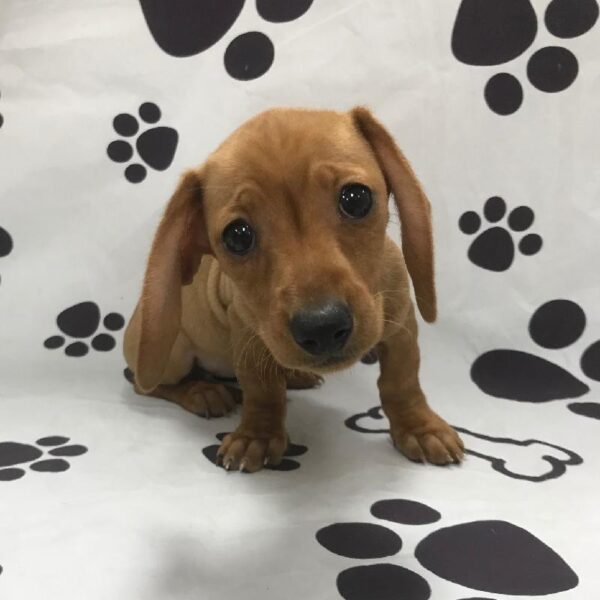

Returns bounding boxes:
[202,432,308,471]
[459,196,542,271]
[44,301,125,357]
[0,436,88,482]
[107,102,178,183]
[0,225,13,285]
[452,0,599,114]
[140,0,313,80]
[472,299,600,420]
[316,498,578,598]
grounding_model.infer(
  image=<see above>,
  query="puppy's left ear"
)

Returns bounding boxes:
[351,106,436,323]
[135,169,211,392]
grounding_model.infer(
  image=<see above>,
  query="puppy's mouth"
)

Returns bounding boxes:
[304,348,362,372]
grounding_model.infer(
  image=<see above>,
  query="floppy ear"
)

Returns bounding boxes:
[351,107,436,323]
[135,169,211,392]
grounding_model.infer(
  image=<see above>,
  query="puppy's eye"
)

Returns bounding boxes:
[339,184,373,219]
[222,219,255,255]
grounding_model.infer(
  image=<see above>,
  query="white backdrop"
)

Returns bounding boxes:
[1,1,599,599]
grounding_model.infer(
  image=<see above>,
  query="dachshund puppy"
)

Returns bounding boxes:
[123,107,464,472]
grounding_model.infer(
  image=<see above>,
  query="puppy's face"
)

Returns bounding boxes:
[133,106,435,393]
[201,110,390,372]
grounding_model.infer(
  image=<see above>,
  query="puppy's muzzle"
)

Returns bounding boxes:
[290,299,353,357]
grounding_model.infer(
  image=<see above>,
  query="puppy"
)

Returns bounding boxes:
[123,107,464,472]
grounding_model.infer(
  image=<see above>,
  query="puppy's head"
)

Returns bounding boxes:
[135,108,435,390]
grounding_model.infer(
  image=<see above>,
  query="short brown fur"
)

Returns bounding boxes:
[124,107,463,472]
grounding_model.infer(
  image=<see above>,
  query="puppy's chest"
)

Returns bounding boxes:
[193,349,235,379]
[182,257,236,378]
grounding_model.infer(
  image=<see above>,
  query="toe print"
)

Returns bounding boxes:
[459,197,542,271]
[472,299,600,419]
[370,499,441,525]
[107,102,178,183]
[44,301,124,357]
[452,0,599,113]
[224,31,274,80]
[256,0,313,22]
[545,0,599,38]
[484,73,523,115]
[528,299,586,349]
[140,0,314,79]
[0,436,88,482]
[317,500,578,598]
[337,564,430,600]
[581,340,600,381]
[568,402,600,420]
[316,523,402,559]
[527,46,578,92]
[202,432,308,472]
[346,405,584,482]
[0,224,13,286]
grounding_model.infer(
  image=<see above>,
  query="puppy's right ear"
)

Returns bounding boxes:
[136,169,211,393]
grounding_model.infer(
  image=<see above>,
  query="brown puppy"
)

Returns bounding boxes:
[123,107,464,472]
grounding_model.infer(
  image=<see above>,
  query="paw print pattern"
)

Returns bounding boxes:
[139,0,313,80]
[316,499,578,598]
[107,102,178,183]
[345,405,583,482]
[360,347,379,365]
[452,0,599,114]
[459,197,542,271]
[0,436,88,482]
[0,225,13,285]
[202,432,308,471]
[472,299,600,420]
[44,301,125,357]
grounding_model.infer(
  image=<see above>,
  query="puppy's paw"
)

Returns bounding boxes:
[217,429,288,473]
[179,382,237,418]
[390,409,464,466]
[285,370,324,390]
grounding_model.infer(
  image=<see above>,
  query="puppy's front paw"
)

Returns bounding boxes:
[390,408,464,465]
[217,429,288,473]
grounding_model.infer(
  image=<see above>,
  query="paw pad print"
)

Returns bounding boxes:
[0,436,88,482]
[140,0,314,80]
[452,0,599,114]
[472,299,600,420]
[202,432,308,471]
[459,196,542,271]
[316,498,578,598]
[107,102,178,183]
[0,225,13,285]
[44,301,125,357]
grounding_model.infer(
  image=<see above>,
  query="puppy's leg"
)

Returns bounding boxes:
[147,381,238,418]
[132,330,237,418]
[217,323,288,473]
[378,307,464,465]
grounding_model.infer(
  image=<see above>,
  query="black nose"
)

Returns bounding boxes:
[290,300,353,356]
